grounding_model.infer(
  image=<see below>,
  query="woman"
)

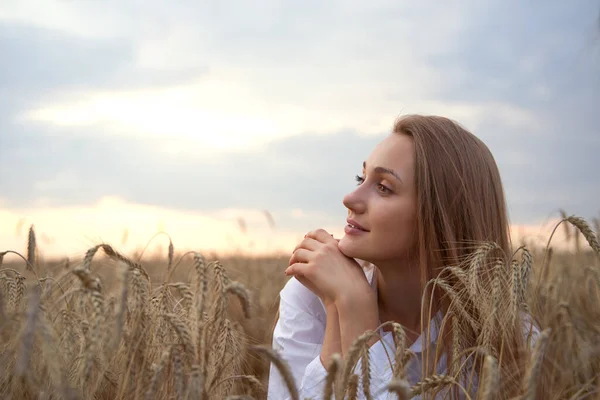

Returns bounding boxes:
[268,115,539,399]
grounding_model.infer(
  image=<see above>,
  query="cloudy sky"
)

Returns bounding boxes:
[1,0,599,258]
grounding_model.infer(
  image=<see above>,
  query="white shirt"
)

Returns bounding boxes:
[268,264,448,400]
[267,264,539,400]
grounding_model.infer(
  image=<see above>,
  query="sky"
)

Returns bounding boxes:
[1,0,599,259]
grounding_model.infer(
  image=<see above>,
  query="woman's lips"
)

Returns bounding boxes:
[344,224,369,235]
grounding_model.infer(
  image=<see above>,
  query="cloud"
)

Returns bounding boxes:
[1,125,379,218]
[0,197,346,259]
[0,0,599,235]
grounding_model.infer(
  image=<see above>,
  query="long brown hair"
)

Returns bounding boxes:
[394,115,530,398]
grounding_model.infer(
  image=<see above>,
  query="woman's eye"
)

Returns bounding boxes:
[377,184,391,194]
[355,175,365,185]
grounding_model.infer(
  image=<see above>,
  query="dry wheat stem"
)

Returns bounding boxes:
[480,355,499,400]
[391,322,408,380]
[522,328,551,400]
[361,343,373,400]
[213,375,263,397]
[409,374,470,399]
[170,282,194,314]
[172,346,186,399]
[347,374,360,400]
[27,225,36,270]
[144,347,172,400]
[113,265,129,352]
[224,281,252,319]
[566,217,600,257]
[468,242,501,298]
[339,330,380,396]
[432,279,480,333]
[386,379,410,400]
[163,313,196,361]
[15,286,42,377]
[323,353,342,400]
[251,345,299,400]
[0,251,41,280]
[168,240,174,271]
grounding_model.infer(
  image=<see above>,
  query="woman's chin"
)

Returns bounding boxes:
[338,236,364,259]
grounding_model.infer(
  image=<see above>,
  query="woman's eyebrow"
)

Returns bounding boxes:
[363,161,403,183]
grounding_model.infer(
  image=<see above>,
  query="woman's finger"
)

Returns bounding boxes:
[285,261,313,277]
[292,237,321,253]
[288,248,312,266]
[305,229,336,244]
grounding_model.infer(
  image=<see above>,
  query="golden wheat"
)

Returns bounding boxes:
[0,215,599,399]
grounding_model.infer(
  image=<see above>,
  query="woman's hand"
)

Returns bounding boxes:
[286,228,374,308]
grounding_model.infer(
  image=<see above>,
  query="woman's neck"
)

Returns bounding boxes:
[374,260,424,337]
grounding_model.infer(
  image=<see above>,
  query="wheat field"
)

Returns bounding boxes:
[0,215,599,399]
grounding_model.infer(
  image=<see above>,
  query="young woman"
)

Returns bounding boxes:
[267,115,539,399]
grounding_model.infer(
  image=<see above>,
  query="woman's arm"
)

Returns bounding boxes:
[320,304,342,367]
[300,293,401,400]
[267,278,330,399]
[336,291,381,355]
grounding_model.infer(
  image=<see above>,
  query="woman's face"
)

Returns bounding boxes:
[338,133,418,263]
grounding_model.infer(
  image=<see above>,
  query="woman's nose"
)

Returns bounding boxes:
[343,186,366,214]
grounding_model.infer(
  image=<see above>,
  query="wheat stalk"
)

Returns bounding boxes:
[361,344,373,400]
[163,313,196,362]
[173,346,186,398]
[145,347,172,400]
[433,279,480,333]
[468,242,501,298]
[566,217,600,257]
[391,322,408,380]
[347,374,360,400]
[522,328,551,400]
[479,355,498,400]
[251,345,299,400]
[224,281,252,319]
[409,374,459,397]
[386,379,410,400]
[323,353,342,400]
[27,225,36,270]
[170,282,194,314]
[214,375,263,398]
[168,239,174,271]
[339,330,380,397]
[15,286,42,377]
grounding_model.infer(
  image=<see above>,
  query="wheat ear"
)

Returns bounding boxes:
[361,344,373,400]
[339,330,380,396]
[27,224,36,270]
[224,281,252,318]
[144,347,172,400]
[168,239,174,271]
[522,328,551,400]
[323,353,342,400]
[15,286,42,377]
[409,375,460,397]
[347,374,360,400]
[566,216,600,257]
[480,355,498,400]
[251,345,299,400]
[386,379,410,400]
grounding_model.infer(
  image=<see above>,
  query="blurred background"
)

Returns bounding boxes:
[1,0,599,260]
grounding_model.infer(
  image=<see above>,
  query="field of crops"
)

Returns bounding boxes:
[0,216,599,399]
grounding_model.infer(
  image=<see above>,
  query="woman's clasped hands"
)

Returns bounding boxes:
[285,228,374,308]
